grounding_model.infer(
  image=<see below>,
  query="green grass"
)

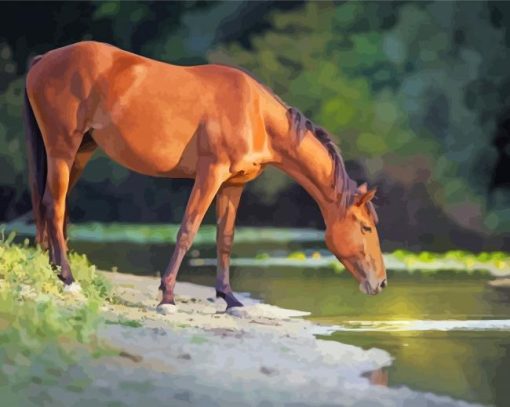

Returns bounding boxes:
[0,231,112,403]
[105,318,143,328]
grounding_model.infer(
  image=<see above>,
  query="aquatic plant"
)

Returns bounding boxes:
[287,251,307,260]
[4,221,324,245]
[227,249,509,276]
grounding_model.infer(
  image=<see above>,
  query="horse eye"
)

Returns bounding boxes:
[361,225,372,234]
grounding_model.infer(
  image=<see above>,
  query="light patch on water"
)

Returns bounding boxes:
[314,319,510,334]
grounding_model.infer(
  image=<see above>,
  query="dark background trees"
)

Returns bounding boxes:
[0,1,508,251]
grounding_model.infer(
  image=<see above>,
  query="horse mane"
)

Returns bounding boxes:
[287,107,350,213]
[214,63,378,222]
[286,106,378,223]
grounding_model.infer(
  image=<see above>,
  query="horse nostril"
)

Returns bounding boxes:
[380,279,387,289]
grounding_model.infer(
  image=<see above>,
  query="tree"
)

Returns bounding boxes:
[210,1,510,236]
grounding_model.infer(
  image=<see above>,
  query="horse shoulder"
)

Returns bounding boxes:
[194,66,272,180]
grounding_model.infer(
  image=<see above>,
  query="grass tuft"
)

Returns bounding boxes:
[0,231,112,401]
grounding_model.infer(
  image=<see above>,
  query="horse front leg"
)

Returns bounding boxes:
[215,184,244,309]
[159,160,228,308]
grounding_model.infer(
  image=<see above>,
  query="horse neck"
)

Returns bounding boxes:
[273,130,337,218]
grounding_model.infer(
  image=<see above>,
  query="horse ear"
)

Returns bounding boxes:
[357,182,368,194]
[356,187,377,207]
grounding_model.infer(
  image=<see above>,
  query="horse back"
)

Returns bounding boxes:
[26,41,274,180]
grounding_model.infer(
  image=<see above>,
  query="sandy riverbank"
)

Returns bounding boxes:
[28,271,481,406]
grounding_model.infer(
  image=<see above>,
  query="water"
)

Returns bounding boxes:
[70,239,510,406]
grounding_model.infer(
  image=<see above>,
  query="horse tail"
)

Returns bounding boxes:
[24,55,47,247]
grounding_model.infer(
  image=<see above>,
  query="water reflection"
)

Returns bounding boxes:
[329,330,510,406]
[364,368,389,387]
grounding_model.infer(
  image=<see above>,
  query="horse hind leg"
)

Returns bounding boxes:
[68,132,97,192]
[63,132,97,239]
[44,131,96,282]
[27,75,88,284]
[41,128,88,284]
[42,155,75,284]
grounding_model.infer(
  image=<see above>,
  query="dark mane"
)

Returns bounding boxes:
[287,107,356,212]
[287,107,378,223]
[218,63,378,222]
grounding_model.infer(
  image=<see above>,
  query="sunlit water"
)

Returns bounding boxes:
[70,239,510,406]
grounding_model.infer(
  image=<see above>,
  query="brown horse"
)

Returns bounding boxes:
[24,41,386,310]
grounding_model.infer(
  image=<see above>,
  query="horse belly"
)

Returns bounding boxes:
[89,58,202,178]
[91,124,198,178]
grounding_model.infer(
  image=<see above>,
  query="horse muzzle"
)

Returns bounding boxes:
[359,277,387,296]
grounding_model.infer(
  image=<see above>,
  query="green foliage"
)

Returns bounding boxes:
[93,1,152,49]
[0,1,508,246]
[209,1,510,234]
[0,233,111,396]
[212,3,415,162]
[0,41,25,219]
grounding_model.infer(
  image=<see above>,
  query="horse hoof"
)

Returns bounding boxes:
[226,306,248,318]
[63,282,82,294]
[216,290,244,309]
[157,303,178,315]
